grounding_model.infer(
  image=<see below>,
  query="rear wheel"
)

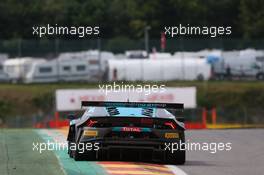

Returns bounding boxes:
[69,151,73,158]
[68,142,73,158]
[165,150,186,165]
[165,133,186,165]
[67,126,75,158]
[73,142,97,161]
[85,150,97,161]
[72,142,84,161]
[73,149,83,161]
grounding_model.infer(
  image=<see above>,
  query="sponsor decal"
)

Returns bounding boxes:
[122,127,141,132]
[83,130,98,137]
[165,132,179,139]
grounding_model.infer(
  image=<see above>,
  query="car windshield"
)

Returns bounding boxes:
[82,106,179,119]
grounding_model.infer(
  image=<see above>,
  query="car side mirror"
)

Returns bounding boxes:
[67,114,75,120]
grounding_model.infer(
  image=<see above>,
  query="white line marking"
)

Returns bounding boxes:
[166,165,188,175]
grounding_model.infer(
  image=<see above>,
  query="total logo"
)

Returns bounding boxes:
[122,127,141,132]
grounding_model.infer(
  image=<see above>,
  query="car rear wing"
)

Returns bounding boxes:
[81,101,184,110]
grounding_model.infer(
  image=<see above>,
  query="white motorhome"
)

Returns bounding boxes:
[149,52,172,59]
[0,67,9,82]
[58,50,115,72]
[125,50,148,59]
[174,49,222,59]
[107,58,211,81]
[3,50,116,83]
[3,58,45,82]
[0,54,8,62]
[0,54,9,82]
[24,58,92,83]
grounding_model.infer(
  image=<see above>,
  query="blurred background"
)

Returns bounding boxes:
[0,0,264,128]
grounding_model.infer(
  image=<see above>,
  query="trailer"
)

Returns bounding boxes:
[24,50,116,83]
[0,54,9,82]
[107,58,211,81]
[174,49,222,59]
[3,58,45,83]
[24,58,93,83]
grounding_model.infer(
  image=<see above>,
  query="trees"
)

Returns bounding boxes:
[239,0,264,39]
[0,0,263,39]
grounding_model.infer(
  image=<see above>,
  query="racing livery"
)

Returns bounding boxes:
[67,101,185,164]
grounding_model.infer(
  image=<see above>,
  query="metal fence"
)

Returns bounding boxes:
[1,38,264,57]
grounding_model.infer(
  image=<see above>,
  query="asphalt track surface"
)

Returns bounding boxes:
[182,129,264,175]
[0,129,64,175]
[1,129,263,175]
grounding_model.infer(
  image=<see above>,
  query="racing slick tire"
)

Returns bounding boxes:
[73,149,83,161]
[72,142,85,161]
[73,142,97,161]
[165,149,186,165]
[85,150,97,161]
[68,142,74,158]
[165,134,186,165]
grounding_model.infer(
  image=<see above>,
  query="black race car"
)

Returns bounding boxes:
[67,101,185,164]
